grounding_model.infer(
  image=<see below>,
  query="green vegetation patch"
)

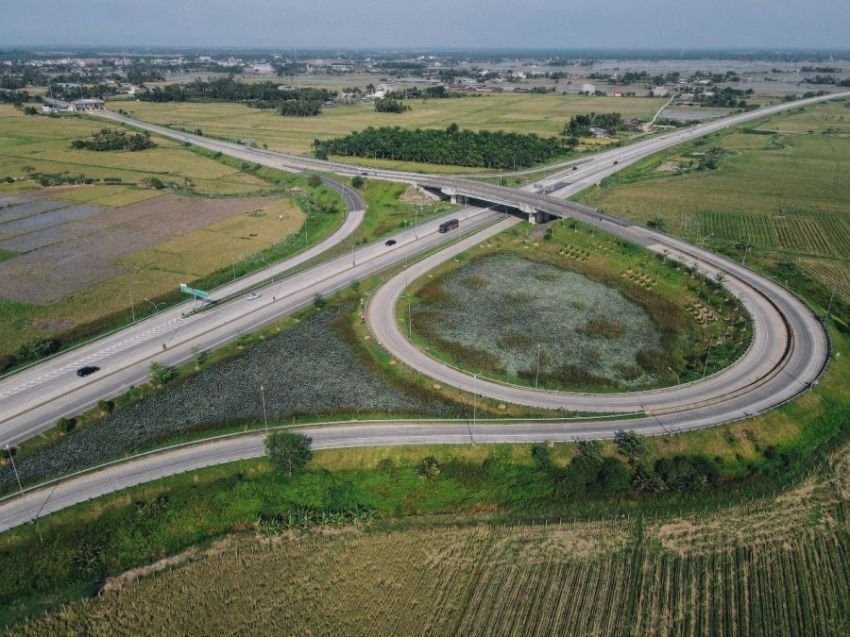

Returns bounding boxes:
[315,123,566,169]
[69,127,156,152]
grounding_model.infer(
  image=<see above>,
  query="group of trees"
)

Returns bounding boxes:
[695,86,755,109]
[139,79,335,117]
[587,71,681,86]
[315,123,564,169]
[385,86,461,100]
[0,89,37,104]
[70,128,156,152]
[374,98,409,113]
[279,99,323,117]
[802,75,850,87]
[563,112,627,137]
[530,431,723,497]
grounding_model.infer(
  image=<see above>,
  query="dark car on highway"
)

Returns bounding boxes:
[385,239,397,246]
[76,365,100,377]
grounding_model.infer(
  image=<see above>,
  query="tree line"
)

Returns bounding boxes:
[138,78,335,104]
[314,123,565,168]
[0,89,37,104]
[385,85,464,100]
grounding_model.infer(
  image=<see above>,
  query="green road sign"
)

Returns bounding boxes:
[180,283,209,299]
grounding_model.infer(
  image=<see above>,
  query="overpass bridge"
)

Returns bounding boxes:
[412,175,628,228]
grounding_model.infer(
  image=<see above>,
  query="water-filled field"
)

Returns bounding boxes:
[412,255,664,389]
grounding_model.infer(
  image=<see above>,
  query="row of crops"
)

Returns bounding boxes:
[17,517,850,636]
[698,210,850,258]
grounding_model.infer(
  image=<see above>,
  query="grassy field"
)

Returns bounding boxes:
[576,99,850,305]
[0,107,272,196]
[119,94,665,158]
[405,221,749,390]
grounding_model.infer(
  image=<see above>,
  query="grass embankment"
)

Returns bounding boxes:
[575,99,850,311]
[403,220,749,391]
[354,179,455,241]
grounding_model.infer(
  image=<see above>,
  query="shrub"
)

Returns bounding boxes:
[615,430,648,463]
[416,456,441,480]
[149,361,176,387]
[55,417,76,434]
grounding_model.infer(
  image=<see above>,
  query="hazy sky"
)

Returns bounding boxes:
[2,0,849,49]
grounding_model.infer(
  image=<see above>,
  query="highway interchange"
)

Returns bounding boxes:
[0,90,847,529]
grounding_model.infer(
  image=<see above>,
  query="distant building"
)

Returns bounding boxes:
[613,91,624,97]
[247,63,274,74]
[589,127,609,138]
[42,98,73,113]
[651,86,669,97]
[72,98,105,112]
[581,83,596,94]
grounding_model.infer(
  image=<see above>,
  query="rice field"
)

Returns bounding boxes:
[120,94,666,156]
[577,99,850,301]
[15,473,850,637]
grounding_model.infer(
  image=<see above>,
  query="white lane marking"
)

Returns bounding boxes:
[0,315,191,401]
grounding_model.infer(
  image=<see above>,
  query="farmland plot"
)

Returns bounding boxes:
[17,514,850,636]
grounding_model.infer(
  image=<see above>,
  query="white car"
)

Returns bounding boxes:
[246,292,261,300]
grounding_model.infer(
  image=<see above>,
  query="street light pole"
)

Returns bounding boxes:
[472,374,477,443]
[535,344,542,388]
[143,298,161,314]
[667,366,681,385]
[128,282,136,323]
[6,444,42,542]
[825,283,836,323]
[5,445,23,498]
[260,385,268,435]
